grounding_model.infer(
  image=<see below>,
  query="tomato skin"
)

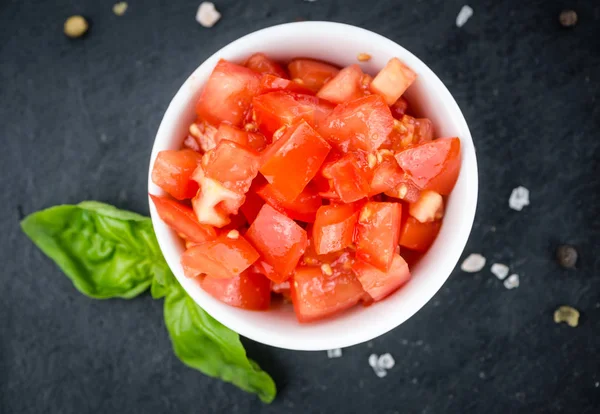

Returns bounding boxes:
[369,57,417,105]
[354,202,402,272]
[259,120,331,202]
[152,149,203,200]
[317,64,366,104]
[252,91,316,138]
[321,152,372,202]
[291,265,365,323]
[201,140,261,195]
[352,254,411,301]
[399,217,441,252]
[318,94,394,152]
[245,53,288,78]
[150,195,217,243]
[395,137,461,195]
[259,74,314,95]
[256,183,322,223]
[369,152,404,195]
[200,270,271,310]
[195,59,261,127]
[312,204,358,255]
[245,204,308,282]
[181,234,260,279]
[287,58,340,92]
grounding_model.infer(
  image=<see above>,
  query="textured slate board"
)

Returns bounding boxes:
[1,0,599,413]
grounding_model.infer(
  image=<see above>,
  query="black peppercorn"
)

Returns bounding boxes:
[556,245,578,269]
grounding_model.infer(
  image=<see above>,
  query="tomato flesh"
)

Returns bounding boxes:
[150,195,217,243]
[287,58,340,92]
[354,202,402,271]
[369,152,404,195]
[215,123,249,147]
[191,169,245,227]
[201,140,260,195]
[152,149,203,200]
[317,64,365,104]
[390,97,409,119]
[369,57,417,105]
[352,254,411,301]
[244,53,288,78]
[200,270,271,310]
[321,152,372,202]
[256,182,322,223]
[252,91,316,138]
[259,74,314,95]
[399,217,441,252]
[312,204,358,255]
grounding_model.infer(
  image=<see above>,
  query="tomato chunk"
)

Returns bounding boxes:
[239,189,264,224]
[200,270,271,310]
[287,58,340,92]
[354,202,402,271]
[195,59,261,127]
[259,74,314,95]
[291,266,365,323]
[384,174,422,204]
[312,204,358,255]
[201,140,260,195]
[191,169,245,227]
[246,131,268,152]
[245,204,308,282]
[383,115,434,152]
[188,120,219,152]
[395,137,461,195]
[244,53,288,78]
[369,151,404,195]
[256,183,322,223]
[150,195,217,243]
[399,217,441,252]
[321,152,372,202]
[390,97,409,119]
[152,149,203,200]
[215,123,249,147]
[352,254,411,301]
[409,190,444,223]
[317,64,365,104]
[318,95,394,152]
[252,92,316,138]
[259,120,331,202]
[181,233,260,279]
[369,57,417,105]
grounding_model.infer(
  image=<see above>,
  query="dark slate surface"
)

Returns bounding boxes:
[1,0,599,413]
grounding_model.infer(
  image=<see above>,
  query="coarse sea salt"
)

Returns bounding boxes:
[327,348,342,358]
[378,353,395,370]
[456,5,473,27]
[491,263,509,280]
[461,253,486,273]
[509,186,530,211]
[368,354,388,378]
[196,2,221,27]
[504,274,520,289]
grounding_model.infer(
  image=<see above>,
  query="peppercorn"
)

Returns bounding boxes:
[556,245,578,269]
[64,15,88,38]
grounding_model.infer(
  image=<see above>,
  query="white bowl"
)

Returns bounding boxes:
[148,21,478,351]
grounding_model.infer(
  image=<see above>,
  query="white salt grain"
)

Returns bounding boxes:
[378,353,395,370]
[327,348,342,358]
[196,2,221,28]
[491,263,509,280]
[509,186,530,211]
[504,274,520,289]
[368,354,379,368]
[461,253,486,273]
[456,5,473,27]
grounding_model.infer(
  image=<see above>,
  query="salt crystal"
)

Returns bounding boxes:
[368,354,388,378]
[368,354,378,367]
[503,274,519,289]
[327,348,342,358]
[456,5,473,27]
[196,2,221,28]
[491,263,509,280]
[378,353,395,370]
[461,253,486,273]
[509,186,530,211]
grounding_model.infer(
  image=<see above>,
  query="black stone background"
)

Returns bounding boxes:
[1,0,599,413]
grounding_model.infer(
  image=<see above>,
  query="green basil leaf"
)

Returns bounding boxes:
[163,275,276,403]
[20,202,168,299]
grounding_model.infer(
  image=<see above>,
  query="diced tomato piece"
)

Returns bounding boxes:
[256,182,322,222]
[383,115,434,152]
[181,233,260,279]
[246,131,268,152]
[409,190,444,223]
[152,149,203,200]
[390,97,409,119]
[215,123,249,147]
[395,137,461,195]
[287,58,340,92]
[291,266,365,323]
[321,152,372,202]
[369,57,417,105]
[191,169,245,227]
[252,259,283,283]
[259,74,314,95]
[354,202,402,271]
[201,140,260,195]
[312,204,358,255]
[200,270,271,310]
[183,135,202,152]
[239,189,264,224]
[318,95,394,152]
[295,93,335,125]
[352,254,411,301]
[399,217,441,252]
[414,118,434,143]
[252,92,316,138]
[188,120,219,152]
[150,195,217,243]
[195,59,261,127]
[244,53,288,78]
[245,204,308,282]
[384,174,422,204]
[369,151,404,195]
[259,120,331,202]
[316,64,366,104]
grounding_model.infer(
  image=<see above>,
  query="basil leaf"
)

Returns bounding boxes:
[162,275,276,403]
[20,202,167,299]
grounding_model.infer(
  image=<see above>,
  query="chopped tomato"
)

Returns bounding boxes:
[239,190,264,224]
[191,169,245,227]
[312,204,358,255]
[383,115,434,152]
[354,202,402,271]
[252,91,317,138]
[399,217,441,252]
[195,59,261,127]
[256,182,322,223]
[188,120,219,152]
[152,149,203,200]
[259,74,314,95]
[215,123,249,147]
[290,265,365,323]
[245,204,308,282]
[318,95,394,152]
[321,152,372,202]
[181,233,260,279]
[183,135,202,152]
[287,58,340,92]
[352,254,411,301]
[259,120,331,202]
[247,131,268,152]
[384,174,422,204]
[369,57,417,105]
[252,259,282,283]
[244,53,288,78]
[409,190,444,223]
[395,137,461,195]
[150,195,217,243]
[316,64,366,104]
[369,151,404,195]
[390,97,409,119]
[201,140,260,195]
[200,270,271,310]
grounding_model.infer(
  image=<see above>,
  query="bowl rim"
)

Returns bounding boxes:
[148,21,478,351]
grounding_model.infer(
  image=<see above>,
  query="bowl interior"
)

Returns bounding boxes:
[148,22,478,351]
